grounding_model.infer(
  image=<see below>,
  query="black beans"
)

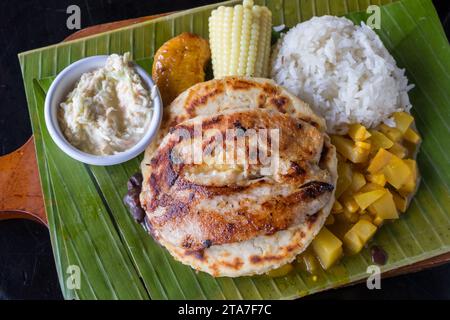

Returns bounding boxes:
[127,172,143,191]
[371,245,388,266]
[124,172,145,223]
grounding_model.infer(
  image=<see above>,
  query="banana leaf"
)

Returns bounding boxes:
[19,0,450,299]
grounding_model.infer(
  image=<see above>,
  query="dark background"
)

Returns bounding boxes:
[0,0,449,300]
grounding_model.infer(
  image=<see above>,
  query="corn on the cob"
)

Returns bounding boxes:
[209,0,272,78]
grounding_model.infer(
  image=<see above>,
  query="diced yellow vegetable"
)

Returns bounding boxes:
[341,192,360,213]
[209,0,272,78]
[351,171,366,192]
[336,160,352,198]
[358,182,384,193]
[369,130,394,151]
[343,229,363,255]
[368,190,399,220]
[393,112,414,134]
[343,220,377,254]
[297,251,320,274]
[366,172,386,187]
[266,263,293,277]
[348,124,371,141]
[325,214,335,226]
[392,191,408,213]
[311,227,343,270]
[383,155,412,189]
[378,124,403,142]
[356,141,371,151]
[331,135,369,163]
[354,189,387,210]
[403,128,421,144]
[398,159,418,195]
[342,208,360,223]
[389,142,408,158]
[367,148,393,174]
[373,216,384,226]
[359,213,373,222]
[332,200,344,214]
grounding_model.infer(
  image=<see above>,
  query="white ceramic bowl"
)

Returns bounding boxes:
[44,55,162,166]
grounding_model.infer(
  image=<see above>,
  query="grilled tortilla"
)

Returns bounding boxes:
[140,77,336,277]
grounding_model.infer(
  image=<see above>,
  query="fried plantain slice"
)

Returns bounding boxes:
[152,32,211,106]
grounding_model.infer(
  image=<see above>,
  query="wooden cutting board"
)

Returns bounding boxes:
[1,12,449,283]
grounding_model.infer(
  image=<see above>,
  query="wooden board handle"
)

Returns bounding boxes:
[0,137,47,225]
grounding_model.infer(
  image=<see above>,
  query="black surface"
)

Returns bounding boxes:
[0,0,449,300]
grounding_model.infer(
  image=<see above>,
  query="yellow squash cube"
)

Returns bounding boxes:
[403,128,421,144]
[383,155,412,189]
[331,135,369,163]
[336,161,353,198]
[366,172,386,187]
[343,220,377,255]
[389,142,408,159]
[354,189,387,210]
[378,123,403,142]
[358,182,384,193]
[356,141,371,151]
[341,191,360,213]
[297,251,320,274]
[351,171,366,192]
[367,148,393,174]
[312,227,343,270]
[368,190,399,220]
[342,208,360,223]
[266,263,294,277]
[393,112,414,134]
[369,130,394,151]
[359,213,373,222]
[348,123,371,141]
[373,216,384,226]
[398,159,418,195]
[392,191,408,213]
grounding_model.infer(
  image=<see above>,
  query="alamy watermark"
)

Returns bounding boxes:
[66,5,81,30]
[168,124,280,175]
[366,265,382,289]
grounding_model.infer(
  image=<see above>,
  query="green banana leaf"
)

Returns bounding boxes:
[19,0,450,299]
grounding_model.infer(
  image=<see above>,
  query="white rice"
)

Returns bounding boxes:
[270,16,413,133]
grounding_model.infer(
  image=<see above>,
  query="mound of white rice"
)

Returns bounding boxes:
[270,16,413,133]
